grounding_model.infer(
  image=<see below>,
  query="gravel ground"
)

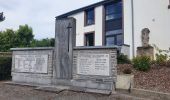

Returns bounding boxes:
[118,64,170,93]
[0,81,146,100]
[0,81,57,100]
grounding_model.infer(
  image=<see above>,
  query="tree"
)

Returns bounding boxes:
[0,29,17,51]
[16,24,34,47]
[0,12,5,22]
[30,38,55,47]
[0,24,54,52]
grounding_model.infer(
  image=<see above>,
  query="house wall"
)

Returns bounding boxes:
[133,0,170,56]
[69,2,131,58]
[124,0,170,58]
[123,0,133,58]
[69,6,104,46]
[67,0,170,59]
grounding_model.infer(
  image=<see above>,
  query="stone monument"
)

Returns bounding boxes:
[53,18,117,94]
[141,28,150,47]
[137,28,154,59]
[10,18,117,94]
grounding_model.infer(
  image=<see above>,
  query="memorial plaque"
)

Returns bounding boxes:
[77,53,110,76]
[14,55,48,73]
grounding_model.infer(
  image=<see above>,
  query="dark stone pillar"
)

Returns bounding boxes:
[54,18,76,80]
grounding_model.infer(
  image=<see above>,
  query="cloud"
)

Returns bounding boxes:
[0,0,102,39]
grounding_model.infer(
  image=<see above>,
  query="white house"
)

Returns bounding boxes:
[56,0,170,59]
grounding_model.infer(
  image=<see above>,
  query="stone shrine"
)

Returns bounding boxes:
[137,28,154,59]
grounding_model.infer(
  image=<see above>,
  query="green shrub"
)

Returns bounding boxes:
[155,53,168,66]
[132,56,151,71]
[117,54,131,64]
[0,57,12,80]
[153,44,170,66]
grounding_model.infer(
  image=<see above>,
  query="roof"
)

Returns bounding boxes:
[56,0,115,19]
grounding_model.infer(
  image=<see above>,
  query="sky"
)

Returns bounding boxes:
[0,0,103,39]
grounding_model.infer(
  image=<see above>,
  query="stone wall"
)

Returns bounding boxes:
[0,52,12,57]
[72,46,117,93]
[137,46,154,60]
[11,47,54,85]
[10,46,118,94]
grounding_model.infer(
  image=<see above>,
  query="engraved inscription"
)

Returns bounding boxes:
[14,55,48,73]
[77,53,110,76]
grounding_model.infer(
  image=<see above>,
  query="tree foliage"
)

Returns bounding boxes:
[16,25,34,47]
[30,38,55,47]
[0,24,54,52]
[0,29,17,51]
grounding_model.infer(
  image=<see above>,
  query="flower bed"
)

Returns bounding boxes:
[118,64,170,93]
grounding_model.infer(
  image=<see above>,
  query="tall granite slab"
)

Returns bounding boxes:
[53,18,76,81]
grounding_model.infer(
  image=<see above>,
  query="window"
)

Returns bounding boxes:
[106,30,123,46]
[106,35,123,46]
[85,32,94,46]
[105,2,122,21]
[105,1,123,46]
[105,18,122,31]
[85,8,95,25]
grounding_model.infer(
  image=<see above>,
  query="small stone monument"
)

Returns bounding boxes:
[137,28,154,59]
[141,28,150,47]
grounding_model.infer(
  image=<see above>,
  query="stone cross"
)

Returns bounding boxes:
[141,28,150,47]
[67,23,72,52]
[54,18,76,79]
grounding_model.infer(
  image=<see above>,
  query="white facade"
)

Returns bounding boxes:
[63,0,170,59]
[133,0,170,56]
[124,0,170,58]
[69,6,104,46]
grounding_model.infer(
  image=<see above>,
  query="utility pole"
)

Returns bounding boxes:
[0,12,5,22]
[168,0,170,9]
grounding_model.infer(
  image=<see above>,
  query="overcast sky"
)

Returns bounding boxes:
[0,0,103,39]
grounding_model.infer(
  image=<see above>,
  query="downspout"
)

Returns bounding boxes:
[131,0,135,57]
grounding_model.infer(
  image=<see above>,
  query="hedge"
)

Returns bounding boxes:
[0,57,12,80]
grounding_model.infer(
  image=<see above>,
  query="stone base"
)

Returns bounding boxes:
[12,73,52,85]
[116,74,134,90]
[51,79,114,94]
[36,85,113,95]
[137,46,154,60]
